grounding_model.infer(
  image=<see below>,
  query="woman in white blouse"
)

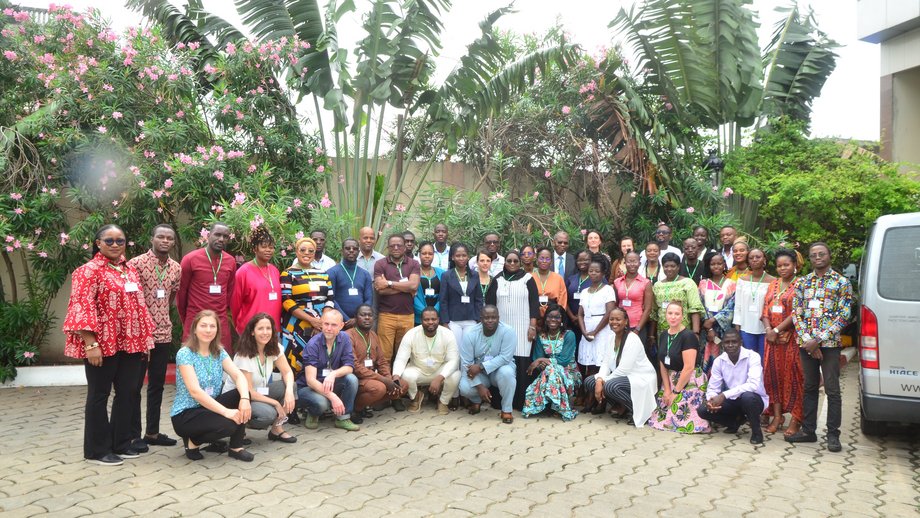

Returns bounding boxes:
[586,308,657,427]
[731,248,774,361]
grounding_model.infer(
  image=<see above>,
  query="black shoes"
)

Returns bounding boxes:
[182,437,204,460]
[114,448,142,459]
[361,408,374,418]
[268,431,297,443]
[286,411,301,425]
[228,448,254,462]
[130,438,150,453]
[750,430,764,445]
[87,453,124,466]
[351,414,364,424]
[203,440,228,453]
[785,431,818,443]
[827,435,842,452]
[144,433,178,446]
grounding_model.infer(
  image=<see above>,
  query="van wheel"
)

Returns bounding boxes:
[860,412,886,436]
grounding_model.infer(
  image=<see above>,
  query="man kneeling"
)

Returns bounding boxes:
[296,310,360,431]
[698,329,769,444]
[347,305,409,421]
[392,307,460,415]
[459,305,517,424]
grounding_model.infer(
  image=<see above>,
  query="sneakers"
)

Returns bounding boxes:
[784,431,818,443]
[114,448,142,459]
[827,435,842,452]
[437,402,449,415]
[334,419,360,432]
[304,414,319,430]
[86,453,124,466]
[408,391,425,413]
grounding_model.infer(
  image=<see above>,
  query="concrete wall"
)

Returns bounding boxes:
[857,0,920,44]
[891,66,920,165]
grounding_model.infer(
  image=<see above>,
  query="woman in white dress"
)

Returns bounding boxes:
[577,258,616,413]
[586,307,657,427]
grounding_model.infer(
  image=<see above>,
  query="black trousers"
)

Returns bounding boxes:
[171,390,246,448]
[131,342,171,438]
[83,351,146,459]
[512,355,536,411]
[697,391,765,432]
[801,348,841,438]
[584,376,633,410]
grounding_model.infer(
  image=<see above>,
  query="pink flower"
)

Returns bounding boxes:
[111,111,123,119]
[561,106,571,115]
[200,228,210,239]
[319,193,332,208]
[14,208,23,215]
[10,192,22,200]
[23,351,35,359]
[293,198,302,208]
[5,246,13,253]
[164,179,173,188]
[533,191,539,198]
[152,190,164,198]
[59,232,70,245]
[175,110,184,118]
[395,204,406,212]
[580,229,587,236]
[722,187,734,197]
[295,231,304,240]
[317,165,325,173]
[3,50,17,61]
[247,164,257,173]
[213,170,224,181]
[665,102,673,110]
[81,244,89,250]
[307,203,315,210]
[4,235,12,243]
[226,42,236,55]
[97,125,107,134]
[204,63,217,74]
[544,170,551,178]
[38,251,48,258]
[685,206,695,214]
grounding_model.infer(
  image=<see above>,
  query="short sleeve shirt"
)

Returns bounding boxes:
[223,353,277,392]
[171,347,229,416]
[657,328,698,372]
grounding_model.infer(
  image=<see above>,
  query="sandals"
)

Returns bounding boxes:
[468,403,481,415]
[268,430,298,443]
[501,412,514,424]
[766,415,785,434]
[784,419,802,438]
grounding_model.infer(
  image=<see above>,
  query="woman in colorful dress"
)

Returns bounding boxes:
[414,242,445,324]
[485,250,540,410]
[648,302,711,433]
[732,248,773,359]
[63,224,155,465]
[533,246,568,319]
[726,239,750,281]
[760,249,804,436]
[587,307,657,427]
[280,237,334,375]
[699,252,737,374]
[651,253,704,342]
[613,251,653,357]
[231,226,282,338]
[522,306,582,421]
[577,258,617,413]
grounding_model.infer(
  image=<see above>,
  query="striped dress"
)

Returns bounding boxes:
[280,266,334,368]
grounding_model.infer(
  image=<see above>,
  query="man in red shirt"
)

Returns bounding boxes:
[373,234,421,364]
[177,223,236,353]
[128,224,182,448]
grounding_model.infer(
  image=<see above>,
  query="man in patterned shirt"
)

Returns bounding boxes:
[786,242,853,452]
[127,224,182,448]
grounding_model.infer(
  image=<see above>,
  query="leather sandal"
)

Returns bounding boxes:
[268,430,297,443]
[501,412,513,424]
[766,415,785,434]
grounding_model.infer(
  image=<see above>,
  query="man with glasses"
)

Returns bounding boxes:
[552,231,576,278]
[327,238,373,329]
[177,222,237,353]
[639,224,682,268]
[432,223,451,270]
[786,242,852,453]
[373,234,421,363]
[310,230,337,272]
[468,232,505,276]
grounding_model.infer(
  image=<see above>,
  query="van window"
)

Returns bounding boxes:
[878,225,920,301]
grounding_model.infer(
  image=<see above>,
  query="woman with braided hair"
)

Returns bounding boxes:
[231,226,282,336]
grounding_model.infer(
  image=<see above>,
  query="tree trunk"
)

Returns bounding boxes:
[1,249,17,303]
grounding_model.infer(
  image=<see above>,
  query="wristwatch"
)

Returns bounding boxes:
[387,280,393,288]
[85,342,100,351]
[772,327,779,334]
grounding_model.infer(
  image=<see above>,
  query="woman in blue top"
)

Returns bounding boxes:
[414,242,445,324]
[171,310,255,462]
[438,243,483,349]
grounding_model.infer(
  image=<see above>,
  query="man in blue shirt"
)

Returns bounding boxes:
[459,305,518,424]
[327,238,373,329]
[296,310,360,431]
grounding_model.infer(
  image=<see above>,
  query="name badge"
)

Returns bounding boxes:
[425,358,435,367]
[573,292,582,300]
[308,282,322,292]
[460,295,471,304]
[124,282,139,293]
[209,284,222,294]
[156,289,166,299]
[808,300,822,309]
[256,387,269,395]
[322,368,332,378]
[204,387,214,396]
[748,305,760,313]
[664,356,671,366]
[621,299,632,307]
[364,359,374,368]
[771,305,783,314]
[539,295,549,303]
[268,292,278,301]
[425,288,436,297]
[348,288,359,296]
[399,277,408,282]
[483,355,494,363]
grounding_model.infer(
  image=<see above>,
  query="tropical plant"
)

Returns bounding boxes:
[128,0,580,240]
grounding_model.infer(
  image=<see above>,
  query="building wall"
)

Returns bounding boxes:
[892,66,920,165]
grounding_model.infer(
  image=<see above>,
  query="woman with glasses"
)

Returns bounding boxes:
[280,237,334,371]
[522,306,582,421]
[533,246,568,319]
[520,245,537,274]
[485,250,540,410]
[63,224,154,465]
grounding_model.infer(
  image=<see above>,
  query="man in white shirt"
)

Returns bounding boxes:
[431,223,451,270]
[391,307,461,415]
[468,232,504,276]
[310,230,337,271]
[639,224,682,268]
[697,329,768,444]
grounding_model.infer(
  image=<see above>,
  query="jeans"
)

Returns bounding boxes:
[83,351,145,459]
[740,331,766,361]
[698,391,765,434]
[460,364,517,413]
[376,313,415,364]
[584,376,633,411]
[248,379,289,429]
[171,389,247,448]
[296,374,358,420]
[800,347,841,438]
[131,342,171,438]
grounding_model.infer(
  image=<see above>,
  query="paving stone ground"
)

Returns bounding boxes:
[1,362,918,517]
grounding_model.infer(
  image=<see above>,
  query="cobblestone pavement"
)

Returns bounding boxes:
[1,362,918,517]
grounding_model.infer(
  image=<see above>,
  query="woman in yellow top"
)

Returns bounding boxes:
[651,253,704,342]
[725,239,750,281]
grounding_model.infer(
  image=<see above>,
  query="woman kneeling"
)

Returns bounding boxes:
[171,310,255,461]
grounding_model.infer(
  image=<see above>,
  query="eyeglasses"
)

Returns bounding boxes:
[522,251,535,256]
[389,243,405,249]
[343,246,359,251]
[546,314,562,320]
[101,238,126,246]
[505,259,520,264]
[484,239,500,245]
[655,230,671,235]
[555,241,569,245]
[809,252,828,258]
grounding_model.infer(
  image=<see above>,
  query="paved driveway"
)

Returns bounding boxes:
[0,362,917,517]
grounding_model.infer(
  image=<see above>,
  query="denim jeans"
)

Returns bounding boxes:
[800,347,841,438]
[296,374,358,420]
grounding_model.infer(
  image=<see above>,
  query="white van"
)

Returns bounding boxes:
[858,211,920,435]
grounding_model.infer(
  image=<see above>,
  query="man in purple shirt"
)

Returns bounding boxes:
[698,329,769,445]
[296,310,360,431]
[373,234,421,364]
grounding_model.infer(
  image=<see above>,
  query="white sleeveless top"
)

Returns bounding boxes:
[495,272,534,357]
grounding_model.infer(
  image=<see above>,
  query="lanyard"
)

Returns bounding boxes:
[204,248,223,285]
[256,353,269,386]
[685,260,700,280]
[480,278,490,299]
[342,263,358,287]
[645,263,659,283]
[154,262,168,285]
[107,263,128,281]
[587,282,602,294]
[577,275,589,293]
[536,271,550,297]
[355,329,371,357]
[749,271,766,304]
[623,275,637,298]
[666,332,676,357]
[252,260,274,290]
[326,340,336,369]
[425,334,438,354]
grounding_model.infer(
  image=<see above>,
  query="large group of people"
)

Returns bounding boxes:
[63,221,853,466]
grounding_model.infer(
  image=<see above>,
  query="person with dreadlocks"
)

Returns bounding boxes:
[231,225,282,337]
